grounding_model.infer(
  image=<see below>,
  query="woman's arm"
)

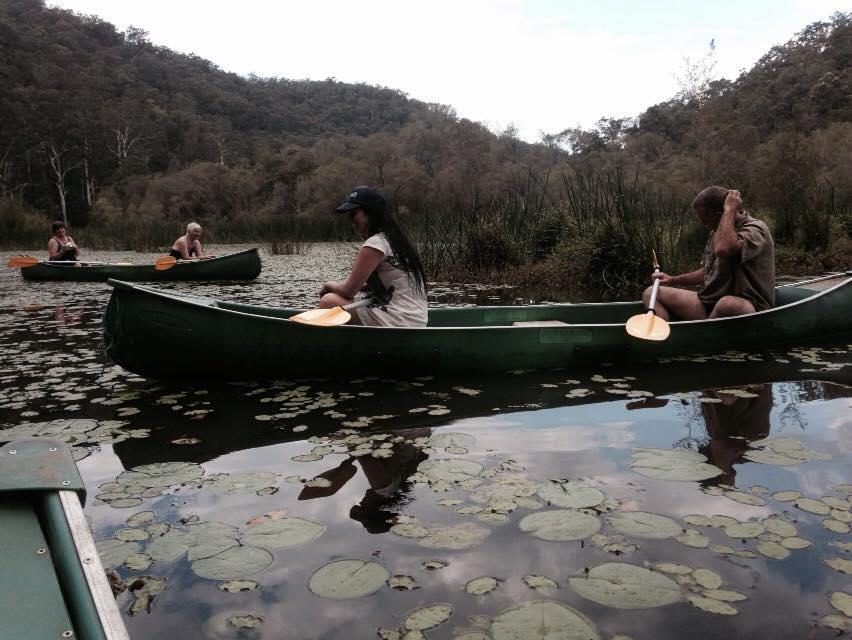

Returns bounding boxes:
[48,238,62,259]
[321,246,384,298]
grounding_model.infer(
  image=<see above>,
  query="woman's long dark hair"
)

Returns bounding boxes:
[363,197,427,294]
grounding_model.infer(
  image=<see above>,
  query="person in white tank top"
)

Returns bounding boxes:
[318,186,428,327]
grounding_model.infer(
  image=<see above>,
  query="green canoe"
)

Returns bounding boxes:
[20,248,261,282]
[103,274,852,380]
[0,439,129,640]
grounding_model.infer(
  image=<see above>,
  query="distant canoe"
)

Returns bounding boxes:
[20,248,261,282]
[103,273,852,380]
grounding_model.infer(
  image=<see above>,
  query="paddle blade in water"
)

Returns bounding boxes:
[289,306,352,327]
[626,311,670,341]
[155,256,177,270]
[8,255,40,268]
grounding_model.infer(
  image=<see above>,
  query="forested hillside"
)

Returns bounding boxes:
[1,0,849,290]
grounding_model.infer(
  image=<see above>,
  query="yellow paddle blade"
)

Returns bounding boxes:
[8,255,40,268]
[289,306,352,327]
[625,310,671,341]
[154,256,177,270]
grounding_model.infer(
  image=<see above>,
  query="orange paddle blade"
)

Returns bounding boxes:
[8,255,40,268]
[289,306,352,327]
[625,310,671,341]
[154,256,177,270]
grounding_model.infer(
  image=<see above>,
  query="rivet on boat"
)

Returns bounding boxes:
[36,548,46,555]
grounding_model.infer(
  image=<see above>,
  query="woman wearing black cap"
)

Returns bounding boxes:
[319,186,428,326]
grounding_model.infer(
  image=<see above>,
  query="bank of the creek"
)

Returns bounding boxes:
[1,245,850,639]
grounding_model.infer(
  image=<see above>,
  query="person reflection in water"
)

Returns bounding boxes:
[298,428,430,533]
[698,384,772,487]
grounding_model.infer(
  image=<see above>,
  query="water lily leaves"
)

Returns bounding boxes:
[675,529,710,548]
[205,471,278,495]
[687,595,737,615]
[692,568,722,590]
[126,511,157,527]
[522,575,559,590]
[537,480,605,509]
[569,563,681,609]
[780,536,811,550]
[754,540,790,560]
[820,616,849,631]
[795,497,831,515]
[519,510,601,541]
[490,601,599,640]
[722,490,765,506]
[653,562,692,575]
[128,575,167,615]
[629,448,721,482]
[464,576,499,595]
[241,517,326,548]
[404,604,453,631]
[124,553,153,571]
[308,559,389,599]
[185,522,240,561]
[761,516,797,537]
[116,462,204,489]
[418,459,484,483]
[115,527,150,542]
[604,511,681,539]
[96,538,140,568]
[419,523,491,550]
[771,490,801,502]
[217,580,259,592]
[744,437,828,465]
[429,432,475,450]
[145,530,189,563]
[590,533,638,555]
[822,519,850,534]
[724,522,765,538]
[191,546,273,580]
[703,589,748,602]
[422,560,447,571]
[388,575,418,590]
[829,591,852,617]
[226,613,263,629]
[392,523,430,538]
[824,558,852,574]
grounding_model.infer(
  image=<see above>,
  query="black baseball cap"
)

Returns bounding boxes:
[335,186,386,213]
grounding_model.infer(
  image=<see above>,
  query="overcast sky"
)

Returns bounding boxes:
[50,0,846,141]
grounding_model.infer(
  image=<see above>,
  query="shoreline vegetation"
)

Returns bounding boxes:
[1,3,849,299]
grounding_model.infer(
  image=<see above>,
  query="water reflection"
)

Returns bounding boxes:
[699,384,772,487]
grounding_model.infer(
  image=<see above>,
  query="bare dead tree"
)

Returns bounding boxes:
[107,124,148,168]
[42,138,80,226]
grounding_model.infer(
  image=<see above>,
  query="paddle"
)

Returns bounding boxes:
[625,250,671,341]
[154,256,178,271]
[7,255,106,268]
[289,297,375,327]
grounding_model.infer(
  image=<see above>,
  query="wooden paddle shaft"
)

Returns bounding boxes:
[647,268,662,312]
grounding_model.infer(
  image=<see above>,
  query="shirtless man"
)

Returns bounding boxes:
[644,187,775,320]
[169,222,206,260]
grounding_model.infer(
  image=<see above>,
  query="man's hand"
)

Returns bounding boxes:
[724,189,742,213]
[652,271,675,286]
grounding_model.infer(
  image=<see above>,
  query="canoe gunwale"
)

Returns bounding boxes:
[106,275,852,332]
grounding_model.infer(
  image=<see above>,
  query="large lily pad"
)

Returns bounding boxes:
[418,459,483,483]
[242,517,326,548]
[519,510,601,541]
[629,448,721,481]
[404,604,453,631]
[605,511,681,539]
[419,523,491,550]
[537,480,605,509]
[569,563,681,609]
[191,546,273,580]
[96,538,140,568]
[308,559,389,599]
[490,600,599,640]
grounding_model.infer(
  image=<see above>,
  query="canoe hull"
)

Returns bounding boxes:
[20,248,261,282]
[103,277,852,380]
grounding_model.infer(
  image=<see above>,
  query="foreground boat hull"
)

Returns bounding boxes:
[103,277,852,380]
[21,248,262,282]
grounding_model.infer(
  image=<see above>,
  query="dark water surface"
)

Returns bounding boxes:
[1,246,851,639]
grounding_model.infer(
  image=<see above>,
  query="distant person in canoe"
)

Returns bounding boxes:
[644,187,775,320]
[319,186,428,327]
[169,222,209,260]
[48,221,80,263]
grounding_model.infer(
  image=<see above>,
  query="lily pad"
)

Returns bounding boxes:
[824,557,852,574]
[537,480,605,509]
[227,614,263,629]
[687,595,737,615]
[217,580,259,592]
[692,568,722,590]
[418,459,483,483]
[308,559,389,599]
[404,604,453,631]
[829,591,852,617]
[464,576,499,595]
[128,575,167,615]
[242,517,326,548]
[419,523,490,550]
[795,497,831,515]
[754,540,790,560]
[388,575,418,590]
[96,538,140,568]
[124,553,153,571]
[569,563,681,609]
[519,510,601,541]
[604,511,681,539]
[703,589,747,602]
[191,546,273,580]
[522,575,559,590]
[490,601,599,640]
[629,448,721,481]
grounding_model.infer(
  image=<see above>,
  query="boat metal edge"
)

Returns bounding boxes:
[58,490,130,640]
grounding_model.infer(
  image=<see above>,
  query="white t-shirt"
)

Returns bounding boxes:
[354,233,428,327]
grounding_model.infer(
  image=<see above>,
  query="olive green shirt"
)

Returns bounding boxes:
[698,213,775,311]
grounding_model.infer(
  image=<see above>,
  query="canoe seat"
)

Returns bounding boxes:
[512,320,569,327]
